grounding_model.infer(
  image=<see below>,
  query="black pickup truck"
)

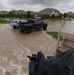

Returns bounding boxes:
[18,19,47,34]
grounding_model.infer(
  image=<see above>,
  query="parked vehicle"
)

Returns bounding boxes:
[18,19,47,34]
[10,20,19,29]
[10,20,26,29]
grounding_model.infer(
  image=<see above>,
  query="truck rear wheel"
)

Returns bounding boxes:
[26,28,32,34]
[43,26,47,30]
[20,30,24,33]
[13,26,16,29]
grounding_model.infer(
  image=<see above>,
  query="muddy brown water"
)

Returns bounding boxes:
[46,19,74,34]
[0,24,57,75]
[0,19,74,75]
[61,19,74,34]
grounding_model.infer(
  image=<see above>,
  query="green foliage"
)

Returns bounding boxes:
[47,32,62,40]
[47,32,58,39]
[59,14,62,18]
[51,14,56,18]
[0,10,70,19]
[63,13,68,18]
[26,11,31,18]
[9,11,14,17]
[26,11,34,18]
[0,19,10,24]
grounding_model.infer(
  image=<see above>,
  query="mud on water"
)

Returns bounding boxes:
[0,24,57,75]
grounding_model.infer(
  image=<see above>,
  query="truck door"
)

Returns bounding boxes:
[33,20,43,29]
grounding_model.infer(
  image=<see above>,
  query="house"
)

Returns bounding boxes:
[67,12,74,17]
[0,10,9,15]
[11,10,25,14]
[38,8,60,17]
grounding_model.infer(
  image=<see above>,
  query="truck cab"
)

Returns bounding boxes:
[18,19,47,34]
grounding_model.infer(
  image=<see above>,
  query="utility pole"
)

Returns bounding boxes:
[56,14,64,56]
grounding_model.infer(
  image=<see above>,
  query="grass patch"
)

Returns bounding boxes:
[47,32,63,41]
[0,19,10,24]
[47,32,58,39]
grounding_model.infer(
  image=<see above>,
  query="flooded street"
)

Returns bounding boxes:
[61,19,74,34]
[0,19,74,75]
[0,24,57,75]
[47,19,74,34]
[46,21,61,32]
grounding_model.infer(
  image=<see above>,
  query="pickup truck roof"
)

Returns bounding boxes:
[28,19,41,21]
[27,19,43,23]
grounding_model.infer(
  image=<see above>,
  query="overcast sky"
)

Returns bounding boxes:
[0,0,74,13]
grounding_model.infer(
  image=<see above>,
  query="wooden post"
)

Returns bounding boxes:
[56,14,64,56]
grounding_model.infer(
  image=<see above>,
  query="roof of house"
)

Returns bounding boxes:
[0,10,9,14]
[67,12,74,16]
[11,10,25,14]
[38,8,60,15]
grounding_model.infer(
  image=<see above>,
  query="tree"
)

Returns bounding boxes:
[63,13,68,18]
[26,11,31,18]
[59,14,62,18]
[9,11,14,17]
[51,14,55,18]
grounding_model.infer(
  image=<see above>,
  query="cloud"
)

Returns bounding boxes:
[7,0,71,6]
[0,0,12,11]
[0,0,74,12]
[54,1,74,12]
[0,0,6,9]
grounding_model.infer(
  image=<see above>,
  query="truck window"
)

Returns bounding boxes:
[39,20,43,23]
[34,20,43,24]
[27,20,34,23]
[35,20,39,23]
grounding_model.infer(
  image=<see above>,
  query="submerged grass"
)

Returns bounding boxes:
[0,19,10,24]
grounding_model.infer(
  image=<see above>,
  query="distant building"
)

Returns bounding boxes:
[0,8,61,18]
[67,12,74,17]
[11,10,25,14]
[0,11,9,15]
[38,8,60,17]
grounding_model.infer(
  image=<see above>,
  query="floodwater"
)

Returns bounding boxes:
[47,21,61,32]
[0,19,74,75]
[61,19,74,34]
[0,24,57,75]
[47,19,74,34]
